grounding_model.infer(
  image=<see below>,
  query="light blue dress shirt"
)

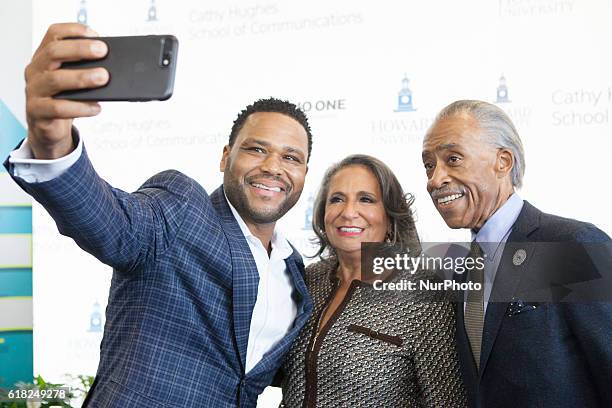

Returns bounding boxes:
[469,193,524,314]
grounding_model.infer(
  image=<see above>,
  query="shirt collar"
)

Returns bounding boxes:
[472,192,524,256]
[223,192,293,259]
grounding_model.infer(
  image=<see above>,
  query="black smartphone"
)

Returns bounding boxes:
[54,35,178,101]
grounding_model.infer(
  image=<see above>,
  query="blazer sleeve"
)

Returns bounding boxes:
[4,142,193,273]
[563,224,612,405]
[564,302,612,405]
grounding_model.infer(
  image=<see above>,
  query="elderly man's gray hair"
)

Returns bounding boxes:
[431,100,526,189]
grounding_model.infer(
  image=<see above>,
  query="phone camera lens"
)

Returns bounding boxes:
[158,37,175,68]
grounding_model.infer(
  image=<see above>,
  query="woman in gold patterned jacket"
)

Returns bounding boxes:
[279,154,466,407]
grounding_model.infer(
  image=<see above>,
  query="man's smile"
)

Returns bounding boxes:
[436,192,465,206]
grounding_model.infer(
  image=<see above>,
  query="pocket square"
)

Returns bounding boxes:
[507,298,539,316]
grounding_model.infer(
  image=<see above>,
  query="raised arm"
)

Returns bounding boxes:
[6,140,194,272]
[5,23,192,272]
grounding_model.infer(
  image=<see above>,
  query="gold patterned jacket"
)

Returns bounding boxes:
[279,258,467,408]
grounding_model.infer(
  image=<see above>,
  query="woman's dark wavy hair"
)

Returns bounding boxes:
[311,154,420,259]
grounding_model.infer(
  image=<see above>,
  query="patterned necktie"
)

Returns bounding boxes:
[464,240,484,370]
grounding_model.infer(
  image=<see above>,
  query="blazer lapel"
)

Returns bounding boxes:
[210,186,259,372]
[479,201,540,376]
[249,252,313,376]
[283,249,312,322]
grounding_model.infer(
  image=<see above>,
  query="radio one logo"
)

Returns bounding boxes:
[296,99,346,114]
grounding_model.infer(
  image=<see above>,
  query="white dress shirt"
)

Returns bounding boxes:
[9,136,83,183]
[9,136,299,373]
[225,197,298,373]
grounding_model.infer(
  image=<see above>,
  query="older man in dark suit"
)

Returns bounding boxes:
[4,23,313,407]
[422,100,612,407]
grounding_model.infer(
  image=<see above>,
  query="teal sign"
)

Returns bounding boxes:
[0,98,33,388]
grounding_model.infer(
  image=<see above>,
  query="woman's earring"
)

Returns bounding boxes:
[385,232,392,243]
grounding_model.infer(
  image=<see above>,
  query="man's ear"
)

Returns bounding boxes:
[220,145,231,172]
[496,148,514,179]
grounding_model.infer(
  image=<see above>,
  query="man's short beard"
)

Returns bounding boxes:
[223,167,301,225]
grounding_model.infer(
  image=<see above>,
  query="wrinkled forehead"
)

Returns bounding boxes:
[423,113,482,151]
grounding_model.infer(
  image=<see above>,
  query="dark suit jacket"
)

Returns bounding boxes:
[456,201,612,408]
[4,146,313,407]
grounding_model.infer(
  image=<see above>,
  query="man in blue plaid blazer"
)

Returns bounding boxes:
[5,23,314,407]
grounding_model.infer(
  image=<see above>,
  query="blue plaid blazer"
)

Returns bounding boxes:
[5,145,313,407]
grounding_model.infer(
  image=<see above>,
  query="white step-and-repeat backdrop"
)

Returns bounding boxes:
[24,0,612,405]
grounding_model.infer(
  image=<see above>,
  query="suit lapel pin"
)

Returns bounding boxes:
[512,249,527,266]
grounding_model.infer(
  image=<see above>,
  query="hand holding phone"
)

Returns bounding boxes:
[24,24,179,160]
[24,23,110,159]
[55,35,178,102]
